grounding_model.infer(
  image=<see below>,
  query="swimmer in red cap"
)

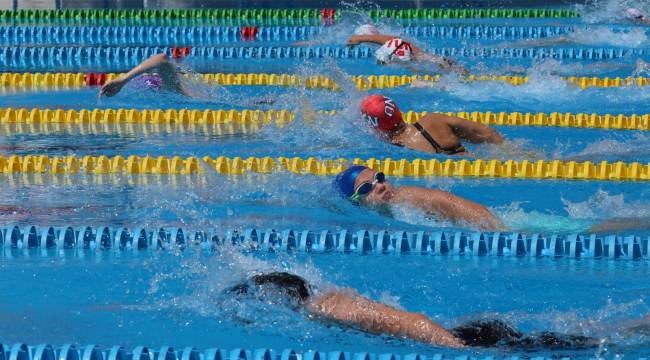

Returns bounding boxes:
[360,94,504,155]
[346,34,464,73]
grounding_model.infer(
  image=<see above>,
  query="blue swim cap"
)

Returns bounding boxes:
[334,165,367,198]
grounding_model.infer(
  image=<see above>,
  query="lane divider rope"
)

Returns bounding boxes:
[0,154,647,181]
[3,107,650,131]
[0,121,258,136]
[0,8,578,20]
[0,225,646,259]
[0,46,641,68]
[3,72,649,91]
[0,343,621,360]
[0,25,590,45]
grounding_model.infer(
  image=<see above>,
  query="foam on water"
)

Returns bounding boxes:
[562,133,650,162]
[567,27,648,47]
[578,0,650,24]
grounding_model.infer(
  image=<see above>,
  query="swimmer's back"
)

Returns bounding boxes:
[412,114,464,151]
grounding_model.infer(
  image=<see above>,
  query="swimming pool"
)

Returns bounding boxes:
[0,2,649,359]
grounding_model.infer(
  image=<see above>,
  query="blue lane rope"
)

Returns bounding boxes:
[1,225,647,260]
[0,46,643,68]
[2,343,613,360]
[0,25,587,45]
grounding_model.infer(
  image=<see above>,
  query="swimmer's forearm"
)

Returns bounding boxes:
[349,34,397,45]
[123,53,170,81]
[402,314,465,348]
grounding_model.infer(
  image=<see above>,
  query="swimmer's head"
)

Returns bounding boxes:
[625,8,645,20]
[334,166,395,205]
[354,24,380,36]
[360,94,405,134]
[135,74,162,90]
[375,38,412,65]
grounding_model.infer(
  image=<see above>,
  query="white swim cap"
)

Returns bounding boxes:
[625,8,644,19]
[354,24,380,35]
[375,38,413,64]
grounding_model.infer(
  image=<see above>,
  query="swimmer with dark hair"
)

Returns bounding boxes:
[334,165,503,231]
[228,271,599,350]
[359,94,504,156]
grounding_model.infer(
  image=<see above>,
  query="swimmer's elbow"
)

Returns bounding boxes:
[484,127,504,144]
[153,53,170,63]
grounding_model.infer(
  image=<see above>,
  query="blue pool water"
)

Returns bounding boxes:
[1,0,650,359]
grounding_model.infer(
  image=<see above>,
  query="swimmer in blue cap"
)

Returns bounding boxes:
[336,166,650,234]
[226,271,599,350]
[334,165,503,231]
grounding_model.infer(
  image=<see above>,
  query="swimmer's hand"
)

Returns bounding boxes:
[99,77,127,98]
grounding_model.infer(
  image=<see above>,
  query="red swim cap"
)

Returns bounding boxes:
[360,95,404,133]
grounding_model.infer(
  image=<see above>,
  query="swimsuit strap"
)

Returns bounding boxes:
[413,121,442,152]
[413,121,465,155]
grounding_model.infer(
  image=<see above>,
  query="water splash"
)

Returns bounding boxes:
[566,27,648,47]
[494,202,594,234]
[562,189,650,220]
[578,0,650,24]
[566,133,650,162]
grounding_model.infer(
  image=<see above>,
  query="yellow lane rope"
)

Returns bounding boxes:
[2,107,649,131]
[0,154,647,181]
[2,72,650,90]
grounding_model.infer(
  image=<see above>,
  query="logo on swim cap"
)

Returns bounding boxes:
[375,39,412,64]
[360,95,404,133]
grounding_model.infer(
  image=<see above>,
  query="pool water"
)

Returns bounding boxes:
[1,0,650,359]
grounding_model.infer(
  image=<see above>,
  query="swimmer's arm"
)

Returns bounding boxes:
[100,53,184,97]
[306,291,464,348]
[347,34,397,46]
[291,40,318,46]
[400,186,504,231]
[347,35,423,53]
[439,114,505,144]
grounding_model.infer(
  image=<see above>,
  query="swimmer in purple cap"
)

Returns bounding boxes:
[99,53,276,105]
[99,53,184,98]
[334,165,503,231]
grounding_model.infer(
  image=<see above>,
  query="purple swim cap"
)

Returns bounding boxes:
[135,74,162,90]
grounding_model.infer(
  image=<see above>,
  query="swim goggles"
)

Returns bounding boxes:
[350,172,386,202]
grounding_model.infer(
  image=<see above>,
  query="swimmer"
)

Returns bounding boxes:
[99,53,186,98]
[360,94,504,156]
[334,165,503,231]
[98,53,275,105]
[227,271,599,350]
[346,33,464,73]
[625,8,650,25]
[335,165,650,235]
